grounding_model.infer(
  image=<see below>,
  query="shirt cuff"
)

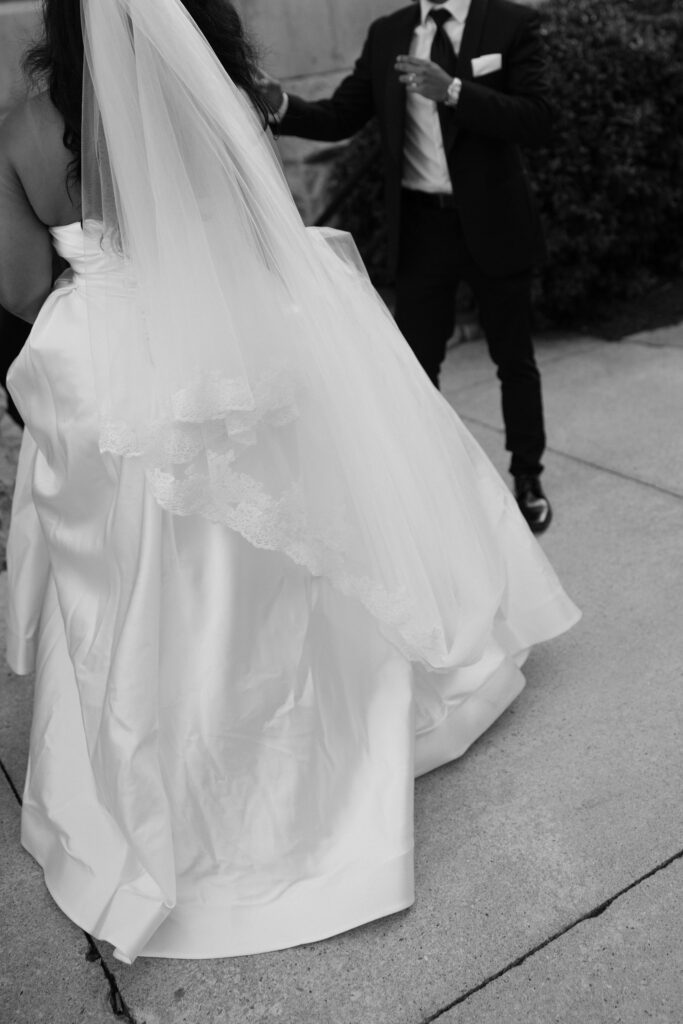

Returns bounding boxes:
[269,92,290,123]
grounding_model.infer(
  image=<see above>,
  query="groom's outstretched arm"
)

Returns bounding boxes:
[454,8,552,147]
[278,25,376,142]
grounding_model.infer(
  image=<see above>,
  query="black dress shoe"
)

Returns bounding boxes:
[514,474,553,534]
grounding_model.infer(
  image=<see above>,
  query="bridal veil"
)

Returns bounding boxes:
[80,0,567,670]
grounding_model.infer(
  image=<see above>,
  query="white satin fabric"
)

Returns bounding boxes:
[6,224,579,963]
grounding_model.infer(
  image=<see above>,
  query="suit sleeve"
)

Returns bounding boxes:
[278,24,376,142]
[452,10,552,146]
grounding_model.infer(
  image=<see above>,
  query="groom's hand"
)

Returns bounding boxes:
[255,72,285,115]
[395,56,452,103]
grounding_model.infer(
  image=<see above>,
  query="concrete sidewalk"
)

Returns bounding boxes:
[1,324,682,1024]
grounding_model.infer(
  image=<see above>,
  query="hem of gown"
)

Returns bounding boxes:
[134,850,415,960]
[414,649,527,777]
[21,803,174,964]
[20,644,528,961]
[16,585,577,962]
[502,588,581,652]
[22,796,414,961]
[5,627,38,676]
[20,646,535,961]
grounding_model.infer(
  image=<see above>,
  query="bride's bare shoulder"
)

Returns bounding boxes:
[0,96,29,165]
[0,91,79,223]
[0,91,65,165]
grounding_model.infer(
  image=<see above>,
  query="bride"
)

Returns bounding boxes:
[0,0,579,964]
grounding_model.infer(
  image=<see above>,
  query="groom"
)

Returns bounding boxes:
[262,0,554,533]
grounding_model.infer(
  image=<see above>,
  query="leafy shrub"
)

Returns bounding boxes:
[325,0,683,322]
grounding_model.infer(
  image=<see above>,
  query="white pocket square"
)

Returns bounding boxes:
[471,53,503,77]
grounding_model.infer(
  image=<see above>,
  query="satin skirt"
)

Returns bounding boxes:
[6,271,579,963]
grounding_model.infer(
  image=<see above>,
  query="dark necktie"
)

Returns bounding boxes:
[429,8,459,79]
[429,8,459,150]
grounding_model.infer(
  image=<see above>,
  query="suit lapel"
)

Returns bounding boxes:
[441,0,489,154]
[458,0,490,83]
[383,5,421,165]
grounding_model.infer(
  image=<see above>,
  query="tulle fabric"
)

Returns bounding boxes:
[80,0,559,668]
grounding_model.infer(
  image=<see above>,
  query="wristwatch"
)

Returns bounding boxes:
[443,78,462,108]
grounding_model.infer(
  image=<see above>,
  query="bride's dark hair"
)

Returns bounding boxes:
[24,0,270,189]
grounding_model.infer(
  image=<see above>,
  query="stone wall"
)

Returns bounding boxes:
[234,0,405,80]
[0,1,40,118]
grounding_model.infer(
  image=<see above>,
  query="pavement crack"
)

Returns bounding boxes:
[421,845,683,1023]
[0,755,22,804]
[84,933,140,1023]
[2,762,139,1020]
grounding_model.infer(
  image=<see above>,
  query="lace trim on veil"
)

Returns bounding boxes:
[148,455,444,661]
[99,366,445,660]
[99,367,299,460]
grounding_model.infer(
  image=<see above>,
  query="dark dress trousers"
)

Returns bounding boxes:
[278,0,552,477]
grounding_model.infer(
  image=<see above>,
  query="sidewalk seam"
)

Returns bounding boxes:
[0,754,21,803]
[421,845,683,1024]
[85,933,140,1023]
[460,414,683,501]
[1,754,138,1023]
[445,341,604,399]
[620,337,683,350]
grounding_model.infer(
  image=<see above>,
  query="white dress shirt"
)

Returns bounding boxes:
[402,0,472,194]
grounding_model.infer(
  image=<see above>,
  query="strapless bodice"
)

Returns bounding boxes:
[50,222,131,281]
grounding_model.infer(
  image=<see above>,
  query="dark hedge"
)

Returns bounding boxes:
[325,0,683,322]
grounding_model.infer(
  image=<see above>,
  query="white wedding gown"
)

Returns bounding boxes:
[6,222,579,963]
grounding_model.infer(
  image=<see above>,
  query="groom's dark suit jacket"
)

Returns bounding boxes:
[279,0,552,278]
